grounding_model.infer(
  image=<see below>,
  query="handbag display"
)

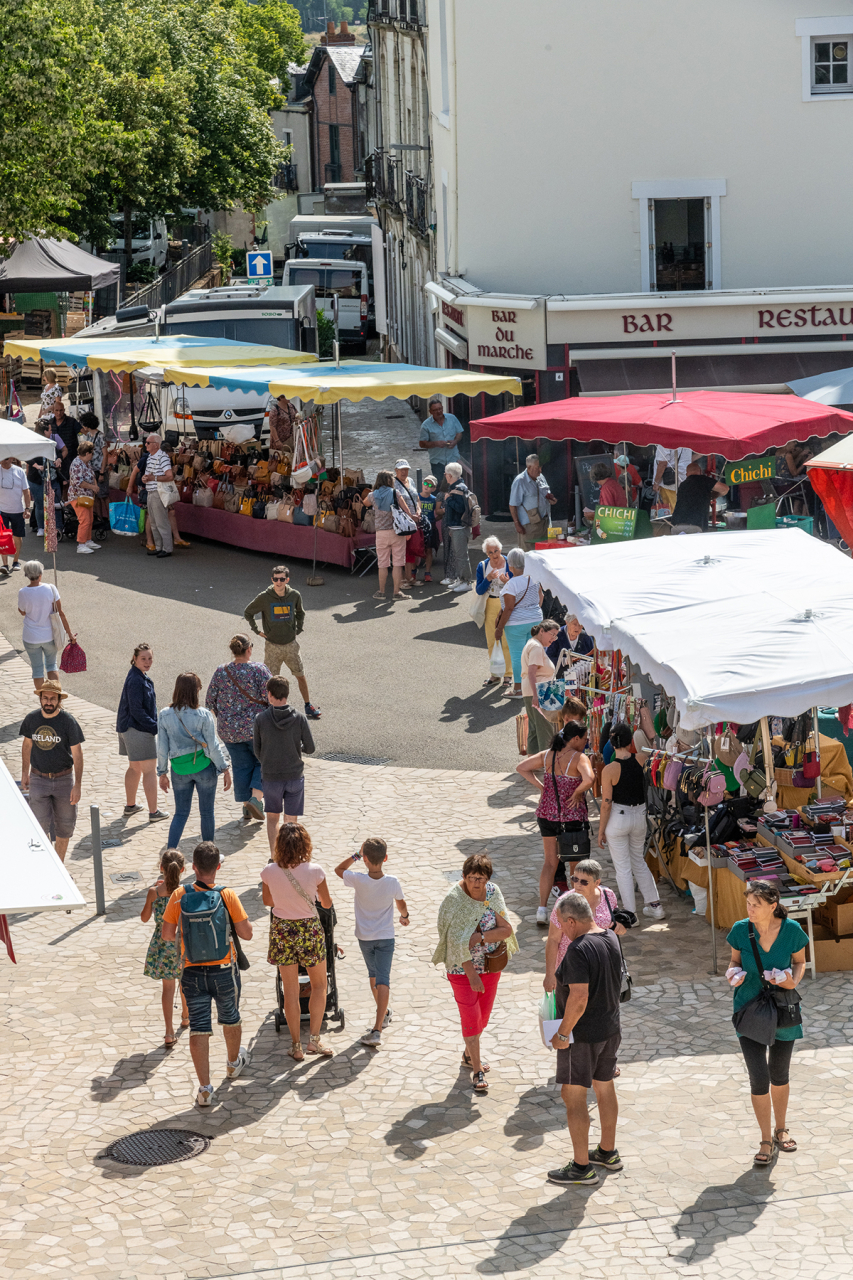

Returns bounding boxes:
[193,487,214,508]
[731,922,802,1045]
[699,762,728,807]
[302,492,318,517]
[714,729,743,768]
[361,507,376,533]
[224,490,240,513]
[740,734,767,800]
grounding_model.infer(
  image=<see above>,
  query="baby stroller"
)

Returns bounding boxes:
[62,502,79,542]
[273,902,346,1033]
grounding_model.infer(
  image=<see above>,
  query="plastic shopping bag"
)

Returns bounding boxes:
[489,644,506,678]
[110,499,142,536]
[538,990,567,1050]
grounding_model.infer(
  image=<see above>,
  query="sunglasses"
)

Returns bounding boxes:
[272,576,288,582]
[570,876,591,886]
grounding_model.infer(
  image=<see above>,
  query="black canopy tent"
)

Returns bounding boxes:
[0,237,120,293]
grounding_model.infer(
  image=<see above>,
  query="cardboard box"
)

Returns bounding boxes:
[806,925,853,973]
[814,887,853,937]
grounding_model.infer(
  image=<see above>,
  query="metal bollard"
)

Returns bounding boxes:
[416,467,423,492]
[90,804,106,917]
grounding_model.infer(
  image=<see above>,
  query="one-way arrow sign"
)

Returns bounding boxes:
[247,250,273,279]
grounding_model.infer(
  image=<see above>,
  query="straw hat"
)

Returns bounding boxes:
[36,680,67,700]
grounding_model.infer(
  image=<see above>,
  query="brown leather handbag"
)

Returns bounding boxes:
[483,942,508,973]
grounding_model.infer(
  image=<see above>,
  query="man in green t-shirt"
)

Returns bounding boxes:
[243,565,321,720]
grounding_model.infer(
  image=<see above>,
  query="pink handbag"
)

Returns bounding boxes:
[699,763,727,807]
[662,758,682,790]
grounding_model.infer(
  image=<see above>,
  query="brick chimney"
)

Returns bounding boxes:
[321,19,355,46]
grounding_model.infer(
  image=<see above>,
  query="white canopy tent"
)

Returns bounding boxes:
[0,418,56,463]
[0,761,86,918]
[786,366,853,405]
[525,529,853,731]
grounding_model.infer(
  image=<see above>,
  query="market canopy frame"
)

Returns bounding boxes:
[469,389,853,460]
[5,334,316,374]
[160,360,523,404]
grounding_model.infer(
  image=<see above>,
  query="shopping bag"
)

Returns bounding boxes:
[538,991,566,1050]
[60,639,87,674]
[536,678,566,723]
[489,645,506,678]
[0,519,16,557]
[516,710,528,755]
[110,500,142,536]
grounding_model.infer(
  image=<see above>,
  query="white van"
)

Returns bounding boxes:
[282,258,369,346]
[108,216,168,269]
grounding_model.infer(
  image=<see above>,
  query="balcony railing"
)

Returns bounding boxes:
[274,163,298,193]
[405,171,428,236]
[385,156,400,207]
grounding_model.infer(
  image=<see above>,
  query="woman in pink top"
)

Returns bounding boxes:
[260,822,334,1061]
[543,858,628,989]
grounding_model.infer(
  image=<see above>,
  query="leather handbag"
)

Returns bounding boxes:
[663,757,683,790]
[193,486,214,508]
[803,739,821,780]
[714,730,743,768]
[315,499,337,532]
[224,490,240,514]
[699,762,727,807]
[265,501,280,520]
[278,496,295,522]
[483,942,508,973]
[240,496,253,516]
[741,735,767,800]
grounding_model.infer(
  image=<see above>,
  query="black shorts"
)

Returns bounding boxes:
[538,816,563,838]
[0,511,25,538]
[556,1032,621,1088]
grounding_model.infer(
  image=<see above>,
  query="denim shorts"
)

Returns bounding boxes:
[180,961,242,1036]
[358,937,395,987]
[262,775,305,816]
[23,640,58,680]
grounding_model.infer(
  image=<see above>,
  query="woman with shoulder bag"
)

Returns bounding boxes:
[156,672,232,847]
[727,879,807,1166]
[474,536,512,687]
[516,720,595,925]
[117,642,169,822]
[521,619,560,754]
[494,547,543,698]
[543,858,631,993]
[205,634,271,825]
[432,853,518,1094]
[598,722,665,921]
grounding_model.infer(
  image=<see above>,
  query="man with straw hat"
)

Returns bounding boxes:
[20,680,85,862]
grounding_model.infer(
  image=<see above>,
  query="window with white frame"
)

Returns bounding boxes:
[797,19,853,99]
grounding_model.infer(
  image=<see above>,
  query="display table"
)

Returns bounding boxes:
[109,488,375,567]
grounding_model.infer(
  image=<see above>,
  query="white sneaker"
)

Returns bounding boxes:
[76,544,95,554]
[548,886,560,904]
[226,1047,249,1079]
[453,582,472,594]
[441,577,455,586]
[444,579,460,589]
[85,540,101,550]
[382,1008,393,1028]
[196,1084,215,1107]
[643,903,666,920]
[536,905,549,925]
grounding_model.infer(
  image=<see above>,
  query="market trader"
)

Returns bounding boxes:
[419,397,464,489]
[0,456,31,575]
[509,453,558,550]
[243,565,321,720]
[668,462,729,534]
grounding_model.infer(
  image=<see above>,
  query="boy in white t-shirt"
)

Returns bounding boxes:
[335,837,408,1048]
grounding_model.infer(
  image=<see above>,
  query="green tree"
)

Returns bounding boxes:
[0,0,101,250]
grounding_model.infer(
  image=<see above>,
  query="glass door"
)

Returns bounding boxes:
[649,197,710,291]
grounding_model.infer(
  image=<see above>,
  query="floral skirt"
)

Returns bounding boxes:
[144,929,182,981]
[267,916,326,968]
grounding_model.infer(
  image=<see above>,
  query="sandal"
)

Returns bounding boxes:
[482,677,500,687]
[164,1033,177,1048]
[774,1128,797,1153]
[472,1070,488,1093]
[288,1040,304,1062]
[305,1033,333,1057]
[754,1139,774,1165]
[373,592,387,600]
[462,1051,490,1072]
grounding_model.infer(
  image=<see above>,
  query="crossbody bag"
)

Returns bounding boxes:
[223,664,268,707]
[731,922,802,1045]
[170,711,212,775]
[552,749,591,863]
[280,866,320,920]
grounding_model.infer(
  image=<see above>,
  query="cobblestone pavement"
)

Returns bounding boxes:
[2,630,853,1280]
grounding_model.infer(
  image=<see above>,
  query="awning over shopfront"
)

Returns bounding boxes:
[525,529,853,730]
[806,437,853,548]
[5,335,316,373]
[469,389,853,459]
[161,361,522,404]
[0,237,120,293]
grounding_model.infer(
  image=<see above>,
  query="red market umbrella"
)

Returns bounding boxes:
[469,390,853,461]
[806,437,853,547]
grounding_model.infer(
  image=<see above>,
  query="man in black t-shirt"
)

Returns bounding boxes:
[547,892,624,1186]
[20,681,85,861]
[669,462,729,534]
[52,401,79,484]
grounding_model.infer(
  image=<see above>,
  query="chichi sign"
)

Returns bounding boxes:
[724,455,780,485]
[465,301,548,370]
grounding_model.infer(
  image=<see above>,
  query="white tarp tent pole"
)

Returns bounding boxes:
[0,760,86,917]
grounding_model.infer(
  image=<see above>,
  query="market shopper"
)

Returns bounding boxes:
[727,880,807,1166]
[474,536,511,685]
[543,859,629,995]
[156,673,232,848]
[78,412,111,535]
[509,454,557,549]
[547,892,624,1186]
[521,619,561,755]
[243,566,321,719]
[253,675,315,855]
[433,852,518,1095]
[68,443,100,554]
[40,367,63,419]
[27,420,65,536]
[142,433,175,558]
[493,548,543,697]
[584,462,626,514]
[20,681,85,862]
[441,462,473,592]
[516,719,595,924]
[668,462,729,534]
[419,396,464,485]
[598,722,665,919]
[17,560,72,690]
[117,642,167,822]
[0,455,31,574]
[205,634,270,824]
[140,848,188,1046]
[51,400,79,483]
[418,474,440,582]
[394,459,422,590]
[652,444,691,512]
[364,470,405,600]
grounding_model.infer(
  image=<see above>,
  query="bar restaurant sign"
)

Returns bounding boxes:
[723,454,779,485]
[464,300,548,370]
[592,505,638,543]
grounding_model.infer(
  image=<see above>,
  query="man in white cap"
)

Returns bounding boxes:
[393,459,422,590]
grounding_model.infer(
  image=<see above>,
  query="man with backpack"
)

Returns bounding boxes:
[440,461,478,593]
[161,841,253,1107]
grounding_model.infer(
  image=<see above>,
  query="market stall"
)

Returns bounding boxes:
[5,334,316,371]
[804,435,853,549]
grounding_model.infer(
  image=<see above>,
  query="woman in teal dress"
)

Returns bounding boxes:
[140,848,188,1046]
[727,880,807,1165]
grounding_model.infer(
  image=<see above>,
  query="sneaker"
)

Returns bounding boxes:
[588,1145,623,1171]
[304,702,322,720]
[85,541,102,550]
[547,1162,599,1186]
[382,1008,393,1028]
[226,1047,249,1079]
[444,579,461,590]
[244,796,264,822]
[361,1028,382,1048]
[196,1085,215,1107]
[423,573,432,582]
[548,886,560,904]
[453,582,472,594]
[440,577,454,585]
[536,905,549,925]
[10,561,19,571]
[123,804,142,817]
[642,903,666,920]
[76,545,95,554]
[148,809,169,823]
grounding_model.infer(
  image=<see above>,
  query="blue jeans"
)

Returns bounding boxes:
[225,739,262,803]
[181,962,241,1035]
[23,639,58,680]
[168,761,218,847]
[358,938,395,988]
[28,479,61,532]
[504,622,532,683]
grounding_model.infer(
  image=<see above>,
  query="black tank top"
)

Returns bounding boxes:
[611,754,646,806]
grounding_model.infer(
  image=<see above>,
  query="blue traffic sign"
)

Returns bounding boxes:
[247,250,273,279]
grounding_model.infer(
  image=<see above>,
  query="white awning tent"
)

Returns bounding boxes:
[525,529,853,731]
[0,761,86,916]
[786,366,853,405]
[0,419,56,463]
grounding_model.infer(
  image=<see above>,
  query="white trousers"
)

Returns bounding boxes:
[605,803,658,913]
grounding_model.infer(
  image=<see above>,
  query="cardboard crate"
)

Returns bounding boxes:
[814,887,853,937]
[806,925,853,972]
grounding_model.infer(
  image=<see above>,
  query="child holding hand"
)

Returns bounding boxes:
[141,848,188,1046]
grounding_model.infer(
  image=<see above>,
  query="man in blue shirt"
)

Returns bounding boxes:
[419,397,464,488]
[509,454,557,549]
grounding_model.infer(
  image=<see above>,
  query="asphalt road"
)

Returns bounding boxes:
[1,389,524,771]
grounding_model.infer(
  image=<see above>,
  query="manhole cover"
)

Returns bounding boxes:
[109,870,140,884]
[103,1129,210,1167]
[318,752,390,766]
